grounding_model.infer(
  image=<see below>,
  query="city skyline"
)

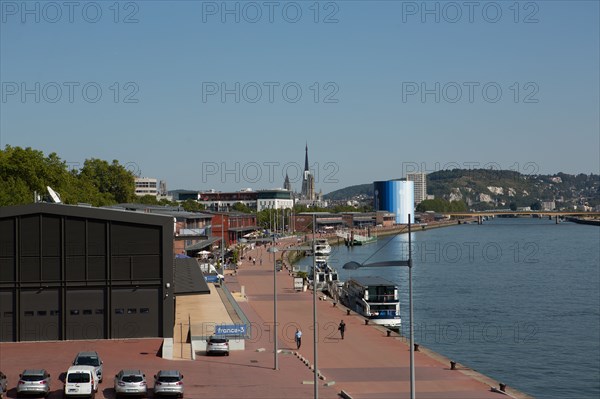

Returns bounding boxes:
[1,1,598,193]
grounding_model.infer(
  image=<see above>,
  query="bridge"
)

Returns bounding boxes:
[440,211,600,224]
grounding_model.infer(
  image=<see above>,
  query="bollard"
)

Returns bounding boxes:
[365,319,369,325]
[386,330,391,337]
[414,343,420,352]
[346,309,351,316]
[499,383,506,392]
[450,361,456,370]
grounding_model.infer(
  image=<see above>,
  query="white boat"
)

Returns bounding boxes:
[308,259,340,292]
[307,239,332,256]
[335,276,401,328]
[314,243,332,256]
[336,231,377,246]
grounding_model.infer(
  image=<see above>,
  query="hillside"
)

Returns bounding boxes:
[324,183,372,201]
[324,170,600,210]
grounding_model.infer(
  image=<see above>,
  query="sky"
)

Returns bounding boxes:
[1,0,599,194]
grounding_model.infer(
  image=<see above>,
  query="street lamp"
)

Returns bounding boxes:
[267,243,279,370]
[342,217,415,399]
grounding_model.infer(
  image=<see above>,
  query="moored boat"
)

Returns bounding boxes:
[334,276,401,328]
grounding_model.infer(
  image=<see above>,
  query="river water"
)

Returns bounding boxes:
[294,218,600,398]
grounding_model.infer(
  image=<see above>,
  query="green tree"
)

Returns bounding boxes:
[181,199,205,212]
[231,202,253,213]
[79,159,135,204]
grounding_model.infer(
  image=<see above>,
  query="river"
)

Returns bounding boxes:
[294,218,600,398]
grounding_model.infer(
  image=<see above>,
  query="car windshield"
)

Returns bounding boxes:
[21,375,45,382]
[68,374,90,383]
[76,356,100,367]
[209,338,227,343]
[157,377,180,383]
[122,376,143,383]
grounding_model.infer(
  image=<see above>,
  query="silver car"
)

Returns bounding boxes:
[0,371,7,399]
[206,336,229,356]
[73,351,103,383]
[153,370,183,398]
[16,369,51,397]
[114,370,147,398]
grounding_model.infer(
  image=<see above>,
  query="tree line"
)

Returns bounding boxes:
[0,146,136,207]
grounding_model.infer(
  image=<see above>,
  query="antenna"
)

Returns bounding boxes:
[47,186,62,204]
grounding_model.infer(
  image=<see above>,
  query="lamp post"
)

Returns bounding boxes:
[312,213,318,398]
[342,217,414,399]
[267,243,279,370]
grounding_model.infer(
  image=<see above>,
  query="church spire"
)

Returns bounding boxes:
[304,142,309,172]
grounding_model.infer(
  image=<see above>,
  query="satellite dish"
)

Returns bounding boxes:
[47,186,62,204]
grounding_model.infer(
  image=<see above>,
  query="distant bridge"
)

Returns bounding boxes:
[440,211,600,224]
[441,211,600,217]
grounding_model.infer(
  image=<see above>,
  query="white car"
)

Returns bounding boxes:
[64,366,98,399]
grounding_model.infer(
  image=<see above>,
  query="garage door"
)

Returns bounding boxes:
[66,289,105,340]
[20,289,60,341]
[111,288,160,338]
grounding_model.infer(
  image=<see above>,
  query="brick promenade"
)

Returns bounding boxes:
[229,237,532,399]
[0,235,532,399]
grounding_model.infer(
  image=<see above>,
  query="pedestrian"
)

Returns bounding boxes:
[253,257,256,266]
[295,328,302,349]
[338,320,346,340]
[260,258,263,266]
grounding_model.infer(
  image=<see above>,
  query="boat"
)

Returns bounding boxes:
[306,239,332,256]
[334,276,401,328]
[307,259,340,292]
[336,231,377,246]
[314,243,332,256]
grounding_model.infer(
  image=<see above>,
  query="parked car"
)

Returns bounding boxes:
[206,336,229,356]
[16,369,51,397]
[72,351,103,383]
[64,366,98,399]
[0,371,7,399]
[153,370,183,398]
[114,370,147,398]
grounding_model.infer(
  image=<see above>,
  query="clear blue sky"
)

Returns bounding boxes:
[1,0,599,194]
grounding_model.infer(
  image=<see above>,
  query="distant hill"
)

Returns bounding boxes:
[324,183,373,201]
[323,170,600,210]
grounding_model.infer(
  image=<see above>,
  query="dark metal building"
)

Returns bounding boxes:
[0,203,174,342]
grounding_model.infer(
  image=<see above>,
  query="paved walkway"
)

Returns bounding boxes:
[227,237,532,399]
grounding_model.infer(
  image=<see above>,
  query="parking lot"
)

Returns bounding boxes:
[0,338,339,399]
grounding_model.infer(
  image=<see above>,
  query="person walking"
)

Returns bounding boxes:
[338,320,346,340]
[295,328,302,349]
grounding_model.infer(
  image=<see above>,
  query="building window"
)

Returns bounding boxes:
[127,308,137,314]
[83,309,92,315]
[50,310,60,316]
[115,308,124,315]
[95,309,104,315]
[24,311,34,317]
[71,310,80,316]
[140,308,150,314]
[3,311,13,317]
[37,310,47,316]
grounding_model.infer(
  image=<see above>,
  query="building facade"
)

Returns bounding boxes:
[406,172,427,205]
[373,180,415,224]
[134,177,159,197]
[0,203,174,342]
[256,190,294,211]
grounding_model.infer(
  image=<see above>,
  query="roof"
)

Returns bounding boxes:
[0,203,172,227]
[184,237,221,251]
[174,258,210,295]
[156,370,182,377]
[349,276,397,287]
[106,204,212,219]
[229,225,258,232]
